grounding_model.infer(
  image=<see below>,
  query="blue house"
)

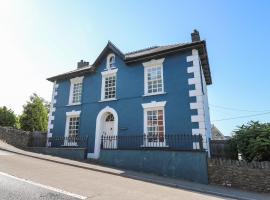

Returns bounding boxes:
[47,30,212,159]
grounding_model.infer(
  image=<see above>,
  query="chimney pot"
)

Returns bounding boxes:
[191,29,200,42]
[77,60,89,69]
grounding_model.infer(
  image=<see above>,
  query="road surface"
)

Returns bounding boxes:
[0,173,82,200]
[0,149,232,200]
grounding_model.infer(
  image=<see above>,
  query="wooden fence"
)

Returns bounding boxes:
[210,139,238,159]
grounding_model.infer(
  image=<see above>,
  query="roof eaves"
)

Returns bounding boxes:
[47,66,94,82]
[124,41,212,85]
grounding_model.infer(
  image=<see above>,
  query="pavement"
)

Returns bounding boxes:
[0,141,269,200]
[0,172,82,200]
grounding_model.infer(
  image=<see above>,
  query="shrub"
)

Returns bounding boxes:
[232,121,270,162]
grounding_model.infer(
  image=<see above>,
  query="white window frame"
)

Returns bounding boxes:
[143,58,165,96]
[142,101,167,147]
[68,76,84,105]
[64,110,81,146]
[101,68,118,101]
[106,53,116,70]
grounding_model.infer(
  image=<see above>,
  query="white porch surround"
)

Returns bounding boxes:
[87,106,118,159]
[47,81,59,146]
[187,49,210,152]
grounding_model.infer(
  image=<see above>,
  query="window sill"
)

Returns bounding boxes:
[141,143,168,148]
[66,103,81,106]
[143,92,167,97]
[99,98,117,102]
[61,143,78,147]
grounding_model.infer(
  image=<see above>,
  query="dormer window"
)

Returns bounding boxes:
[107,53,115,70]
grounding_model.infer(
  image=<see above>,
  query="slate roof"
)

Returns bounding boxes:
[125,43,187,58]
[47,40,212,84]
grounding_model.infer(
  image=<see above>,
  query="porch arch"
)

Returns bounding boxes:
[90,106,118,159]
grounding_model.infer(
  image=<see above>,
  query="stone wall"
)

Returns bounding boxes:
[0,126,32,147]
[208,159,270,193]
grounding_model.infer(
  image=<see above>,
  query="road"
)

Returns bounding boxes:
[0,149,232,200]
[0,173,82,200]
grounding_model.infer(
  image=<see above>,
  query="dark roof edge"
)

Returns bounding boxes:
[125,41,212,85]
[47,67,95,82]
[92,41,125,68]
[47,41,212,85]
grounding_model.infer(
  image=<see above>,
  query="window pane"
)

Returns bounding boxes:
[146,108,164,143]
[104,75,116,99]
[72,82,82,104]
[68,116,80,137]
[146,66,163,94]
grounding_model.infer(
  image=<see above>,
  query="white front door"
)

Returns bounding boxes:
[102,113,117,149]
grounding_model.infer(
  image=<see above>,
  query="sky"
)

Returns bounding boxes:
[0,0,269,136]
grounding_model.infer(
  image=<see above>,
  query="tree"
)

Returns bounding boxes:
[19,93,49,132]
[232,121,270,162]
[0,106,17,127]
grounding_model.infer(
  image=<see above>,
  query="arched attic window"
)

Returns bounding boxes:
[107,53,115,70]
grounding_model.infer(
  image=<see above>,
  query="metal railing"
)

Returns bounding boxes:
[48,136,89,148]
[101,134,203,151]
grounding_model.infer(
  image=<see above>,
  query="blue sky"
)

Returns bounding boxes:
[0,0,269,135]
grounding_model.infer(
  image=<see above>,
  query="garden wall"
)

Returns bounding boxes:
[0,126,31,147]
[99,150,208,184]
[0,126,46,148]
[208,159,270,193]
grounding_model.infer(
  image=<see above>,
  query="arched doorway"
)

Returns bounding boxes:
[102,113,117,149]
[90,106,118,159]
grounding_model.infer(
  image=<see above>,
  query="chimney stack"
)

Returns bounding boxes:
[77,60,89,69]
[191,29,200,42]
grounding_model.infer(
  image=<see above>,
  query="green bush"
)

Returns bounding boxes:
[19,93,49,132]
[0,106,17,127]
[232,121,270,162]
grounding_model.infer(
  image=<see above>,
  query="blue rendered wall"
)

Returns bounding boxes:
[51,49,198,153]
[99,150,208,184]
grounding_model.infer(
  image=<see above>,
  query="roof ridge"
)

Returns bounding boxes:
[125,46,160,55]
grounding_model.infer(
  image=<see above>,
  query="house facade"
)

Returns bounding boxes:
[47,30,212,159]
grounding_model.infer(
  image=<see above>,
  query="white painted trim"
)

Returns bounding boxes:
[101,69,118,101]
[191,115,205,122]
[70,76,84,84]
[92,106,118,159]
[101,68,118,76]
[190,102,203,109]
[193,142,200,150]
[68,76,84,105]
[142,101,166,145]
[142,92,167,97]
[64,111,81,139]
[141,101,166,109]
[106,53,116,70]
[142,58,165,68]
[143,58,165,96]
[47,81,58,147]
[98,98,117,102]
[66,110,81,117]
[66,103,81,106]
[187,49,211,154]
